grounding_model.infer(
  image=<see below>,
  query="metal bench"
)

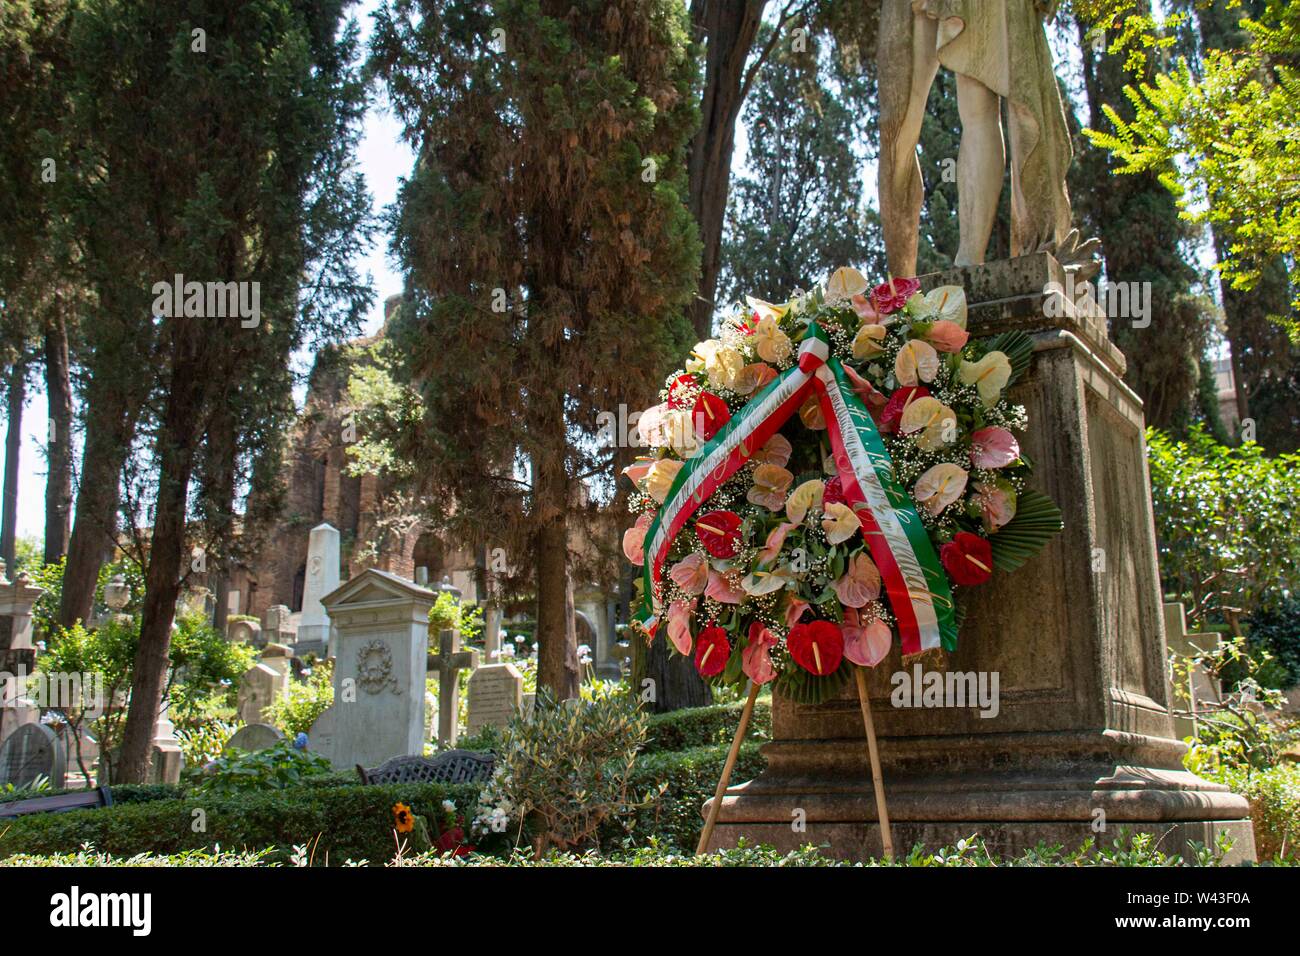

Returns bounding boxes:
[0,786,114,819]
[356,751,495,786]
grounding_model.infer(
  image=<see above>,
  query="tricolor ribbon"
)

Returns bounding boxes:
[635,322,957,656]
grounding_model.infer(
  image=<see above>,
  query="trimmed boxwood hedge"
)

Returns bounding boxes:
[0,781,479,865]
[642,697,771,754]
[0,782,181,806]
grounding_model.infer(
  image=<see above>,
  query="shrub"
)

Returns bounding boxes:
[642,697,772,753]
[0,781,479,865]
[264,660,334,737]
[1245,597,1300,689]
[194,741,333,795]
[1202,762,1300,863]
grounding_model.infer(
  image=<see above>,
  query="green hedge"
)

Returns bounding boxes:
[0,783,182,807]
[0,781,479,865]
[642,698,772,754]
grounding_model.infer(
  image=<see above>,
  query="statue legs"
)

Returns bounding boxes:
[953,73,1004,267]
[878,10,938,278]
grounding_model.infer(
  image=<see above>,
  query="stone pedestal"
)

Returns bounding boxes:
[0,572,43,745]
[297,524,340,657]
[705,254,1255,863]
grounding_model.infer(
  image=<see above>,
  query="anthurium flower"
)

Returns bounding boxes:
[958,351,1012,407]
[666,373,699,409]
[695,340,744,390]
[870,276,921,315]
[825,266,870,304]
[823,474,848,507]
[747,463,793,511]
[753,315,792,364]
[940,531,993,586]
[833,552,882,607]
[663,408,701,458]
[784,595,810,627]
[786,479,825,524]
[927,320,970,353]
[705,569,746,604]
[850,294,881,322]
[972,480,1017,531]
[852,323,888,359]
[622,512,652,566]
[798,393,826,430]
[669,552,709,595]
[622,457,654,486]
[841,364,888,418]
[745,295,789,322]
[644,458,682,503]
[899,396,957,452]
[695,626,731,677]
[787,620,844,676]
[742,622,778,684]
[695,510,742,557]
[741,565,794,596]
[692,392,731,441]
[879,385,929,434]
[822,501,861,545]
[635,403,671,448]
[895,338,940,386]
[842,607,892,667]
[667,600,695,655]
[733,362,777,396]
[914,463,969,517]
[757,520,798,564]
[969,426,1020,469]
[912,285,967,326]
[751,432,792,468]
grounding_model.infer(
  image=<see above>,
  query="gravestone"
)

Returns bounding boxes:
[428,630,477,747]
[224,722,284,755]
[297,524,341,657]
[263,605,296,645]
[228,618,263,647]
[150,704,184,785]
[237,662,289,725]
[307,705,337,759]
[0,723,66,790]
[1163,602,1223,740]
[0,572,42,744]
[466,663,523,736]
[312,568,436,769]
[705,254,1256,862]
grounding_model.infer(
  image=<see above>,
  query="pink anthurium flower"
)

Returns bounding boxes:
[833,552,882,608]
[973,481,1017,531]
[757,521,798,565]
[667,600,694,655]
[747,464,794,511]
[927,319,970,353]
[705,569,745,605]
[842,607,892,667]
[969,426,1020,469]
[742,622,778,684]
[668,552,709,595]
[621,457,654,486]
[784,595,810,627]
[752,432,792,468]
[622,512,652,566]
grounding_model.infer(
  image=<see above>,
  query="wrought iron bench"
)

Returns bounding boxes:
[0,786,114,819]
[356,750,495,786]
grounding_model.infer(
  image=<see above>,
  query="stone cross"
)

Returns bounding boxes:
[297,523,340,655]
[428,630,477,747]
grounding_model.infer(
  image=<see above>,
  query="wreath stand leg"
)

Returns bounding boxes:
[695,679,760,856]
[854,667,895,861]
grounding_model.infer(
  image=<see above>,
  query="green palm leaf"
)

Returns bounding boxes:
[989,488,1063,572]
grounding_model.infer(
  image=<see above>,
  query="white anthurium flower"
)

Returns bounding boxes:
[958,351,1012,407]
[824,266,869,305]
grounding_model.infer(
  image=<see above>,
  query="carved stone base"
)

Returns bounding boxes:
[703,255,1255,863]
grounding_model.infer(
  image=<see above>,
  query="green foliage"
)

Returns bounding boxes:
[1245,597,1300,688]
[427,591,483,642]
[1147,424,1300,628]
[0,781,479,865]
[1202,761,1300,862]
[642,697,772,754]
[264,660,334,738]
[194,741,332,796]
[473,689,654,854]
[0,847,277,868]
[174,718,238,769]
[1081,0,1300,331]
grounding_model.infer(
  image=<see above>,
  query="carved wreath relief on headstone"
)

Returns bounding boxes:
[356,639,400,695]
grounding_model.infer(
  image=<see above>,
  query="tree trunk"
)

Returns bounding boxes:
[59,381,135,628]
[1,358,26,576]
[114,380,201,783]
[534,394,579,701]
[686,0,768,339]
[43,306,73,565]
[644,627,713,713]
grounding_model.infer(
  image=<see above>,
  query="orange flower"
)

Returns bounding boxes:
[393,802,415,834]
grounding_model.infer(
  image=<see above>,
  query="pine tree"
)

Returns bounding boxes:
[371,0,700,699]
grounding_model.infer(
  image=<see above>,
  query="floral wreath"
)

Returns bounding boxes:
[622,268,1062,704]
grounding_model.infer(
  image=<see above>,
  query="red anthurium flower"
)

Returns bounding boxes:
[823,475,848,507]
[695,625,731,677]
[695,510,742,558]
[436,825,475,858]
[870,276,921,315]
[879,385,930,434]
[787,620,844,676]
[692,392,731,441]
[940,531,994,586]
[667,374,698,409]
